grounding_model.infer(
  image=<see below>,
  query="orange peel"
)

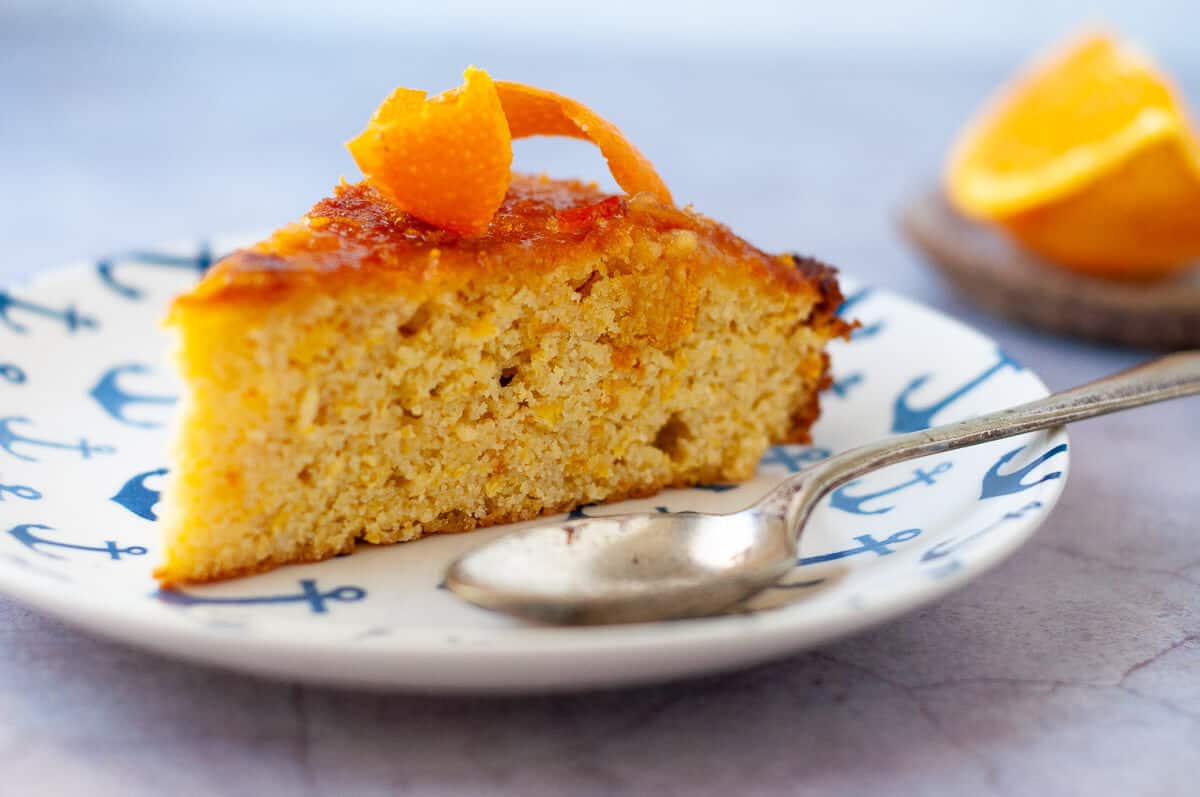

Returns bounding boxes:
[946,30,1200,278]
[347,67,512,237]
[347,68,672,237]
[495,81,673,206]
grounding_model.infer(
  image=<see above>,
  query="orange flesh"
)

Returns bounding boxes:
[346,68,672,236]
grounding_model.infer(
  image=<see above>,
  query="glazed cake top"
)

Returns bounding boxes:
[173,174,832,312]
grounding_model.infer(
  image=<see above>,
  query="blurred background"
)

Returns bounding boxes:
[3,0,1196,296]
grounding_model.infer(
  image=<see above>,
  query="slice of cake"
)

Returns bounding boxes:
[155,71,849,584]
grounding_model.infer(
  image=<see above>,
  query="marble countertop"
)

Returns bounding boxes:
[2,16,1198,796]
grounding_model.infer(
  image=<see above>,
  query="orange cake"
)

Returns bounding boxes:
[155,70,849,585]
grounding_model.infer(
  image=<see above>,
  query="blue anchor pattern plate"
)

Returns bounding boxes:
[0,237,1069,692]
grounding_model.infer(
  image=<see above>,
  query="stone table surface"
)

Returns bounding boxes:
[2,14,1199,797]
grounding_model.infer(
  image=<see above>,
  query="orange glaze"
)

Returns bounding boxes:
[172,173,812,315]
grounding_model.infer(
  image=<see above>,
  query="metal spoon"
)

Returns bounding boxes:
[446,351,1200,625]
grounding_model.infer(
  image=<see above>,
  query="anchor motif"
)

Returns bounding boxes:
[927,559,964,580]
[829,372,864,399]
[0,479,41,501]
[980,443,1068,499]
[797,528,921,566]
[96,244,213,300]
[89,364,177,428]
[837,288,872,317]
[921,501,1043,562]
[0,363,25,384]
[853,320,885,340]
[837,288,885,340]
[567,503,599,520]
[7,523,147,560]
[892,350,1024,433]
[760,446,832,473]
[155,578,367,614]
[0,290,98,335]
[830,461,953,515]
[0,416,115,462]
[111,467,167,520]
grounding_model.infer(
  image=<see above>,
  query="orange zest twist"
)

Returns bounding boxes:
[946,30,1200,279]
[347,67,672,237]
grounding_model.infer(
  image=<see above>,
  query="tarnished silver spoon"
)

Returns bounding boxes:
[446,351,1200,625]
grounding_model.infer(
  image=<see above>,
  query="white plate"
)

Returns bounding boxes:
[0,238,1069,692]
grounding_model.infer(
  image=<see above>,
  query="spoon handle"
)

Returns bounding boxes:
[781,350,1200,539]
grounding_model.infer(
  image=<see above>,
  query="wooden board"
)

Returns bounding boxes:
[899,189,1200,350]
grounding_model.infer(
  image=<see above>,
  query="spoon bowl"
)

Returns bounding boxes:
[445,510,796,624]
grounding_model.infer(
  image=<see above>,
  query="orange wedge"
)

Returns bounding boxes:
[347,68,671,236]
[946,31,1200,278]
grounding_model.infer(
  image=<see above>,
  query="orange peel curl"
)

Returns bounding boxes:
[347,67,671,236]
[347,67,512,238]
[495,80,673,207]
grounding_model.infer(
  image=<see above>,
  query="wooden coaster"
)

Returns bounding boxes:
[899,188,1200,350]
